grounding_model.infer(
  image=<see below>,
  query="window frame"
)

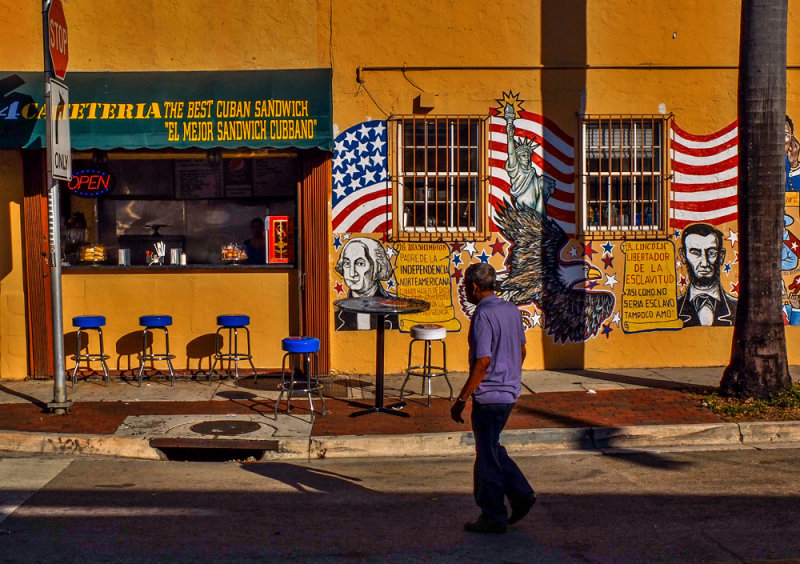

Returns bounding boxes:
[388,115,490,241]
[578,114,672,240]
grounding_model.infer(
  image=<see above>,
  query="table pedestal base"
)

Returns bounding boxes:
[349,400,409,418]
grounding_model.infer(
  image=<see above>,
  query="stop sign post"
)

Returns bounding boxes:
[47,0,68,80]
[43,0,71,414]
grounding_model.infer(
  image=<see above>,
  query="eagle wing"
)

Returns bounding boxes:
[494,202,569,305]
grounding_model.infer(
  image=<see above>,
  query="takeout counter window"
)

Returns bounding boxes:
[62,150,298,268]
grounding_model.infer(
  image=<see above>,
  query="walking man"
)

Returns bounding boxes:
[451,263,536,533]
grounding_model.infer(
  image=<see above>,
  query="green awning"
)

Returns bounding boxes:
[0,70,332,151]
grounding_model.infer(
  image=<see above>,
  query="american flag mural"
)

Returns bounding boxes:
[489,109,576,234]
[670,121,739,230]
[331,120,391,234]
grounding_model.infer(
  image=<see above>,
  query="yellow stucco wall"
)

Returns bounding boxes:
[326,0,800,374]
[61,271,292,374]
[0,152,27,380]
[1,0,799,378]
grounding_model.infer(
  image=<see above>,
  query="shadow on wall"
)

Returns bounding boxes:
[186,333,219,374]
[541,0,587,369]
[0,75,38,281]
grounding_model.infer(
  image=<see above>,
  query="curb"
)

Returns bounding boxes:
[3,421,800,460]
[0,430,163,460]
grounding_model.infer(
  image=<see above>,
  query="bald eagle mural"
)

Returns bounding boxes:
[493,202,615,343]
[459,93,615,343]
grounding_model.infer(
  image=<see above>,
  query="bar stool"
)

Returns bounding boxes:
[400,324,452,406]
[275,336,326,422]
[137,315,176,387]
[208,314,257,387]
[71,315,110,387]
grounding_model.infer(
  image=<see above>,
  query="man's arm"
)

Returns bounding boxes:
[521,344,526,365]
[450,356,490,423]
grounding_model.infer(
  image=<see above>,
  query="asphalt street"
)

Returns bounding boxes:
[1,448,799,563]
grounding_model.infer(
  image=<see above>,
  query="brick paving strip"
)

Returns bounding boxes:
[0,389,721,437]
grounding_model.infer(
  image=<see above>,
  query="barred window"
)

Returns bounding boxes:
[389,116,488,239]
[581,115,671,237]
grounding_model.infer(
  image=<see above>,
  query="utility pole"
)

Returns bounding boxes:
[43,0,71,414]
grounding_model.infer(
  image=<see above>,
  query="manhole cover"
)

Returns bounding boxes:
[190,420,262,436]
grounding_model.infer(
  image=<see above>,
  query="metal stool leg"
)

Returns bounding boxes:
[441,340,453,400]
[138,328,149,387]
[245,327,258,383]
[275,352,288,420]
[314,351,326,416]
[209,327,223,385]
[163,326,175,387]
[399,339,417,401]
[98,327,110,387]
[71,329,83,387]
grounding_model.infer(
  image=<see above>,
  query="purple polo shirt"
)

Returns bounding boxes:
[468,293,526,404]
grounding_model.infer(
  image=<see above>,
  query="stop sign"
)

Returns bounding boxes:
[48,0,68,80]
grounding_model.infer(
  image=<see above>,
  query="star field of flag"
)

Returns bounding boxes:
[331,120,391,234]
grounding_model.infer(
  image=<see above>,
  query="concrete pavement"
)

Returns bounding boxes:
[0,367,799,460]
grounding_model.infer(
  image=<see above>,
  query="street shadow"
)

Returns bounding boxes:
[241,462,367,494]
[3,485,799,562]
[0,383,48,409]
[549,369,719,393]
[214,389,274,417]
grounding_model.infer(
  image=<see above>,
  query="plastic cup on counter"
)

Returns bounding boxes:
[170,248,182,265]
[118,248,131,266]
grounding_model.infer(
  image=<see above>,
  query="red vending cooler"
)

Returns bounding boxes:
[266,215,293,264]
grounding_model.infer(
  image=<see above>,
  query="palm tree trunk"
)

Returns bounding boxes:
[720,0,790,398]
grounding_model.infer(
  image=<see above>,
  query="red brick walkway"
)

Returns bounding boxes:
[0,389,721,437]
[310,389,722,437]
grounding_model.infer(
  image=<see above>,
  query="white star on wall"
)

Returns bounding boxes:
[726,229,739,248]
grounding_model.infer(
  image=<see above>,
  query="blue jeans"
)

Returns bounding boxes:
[471,401,534,525]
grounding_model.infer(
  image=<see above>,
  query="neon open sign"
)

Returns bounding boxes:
[68,169,114,197]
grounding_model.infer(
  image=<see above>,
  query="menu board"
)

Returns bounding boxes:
[175,161,224,199]
[223,159,253,197]
[253,158,296,197]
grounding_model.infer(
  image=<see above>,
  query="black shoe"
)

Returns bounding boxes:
[508,493,536,525]
[464,516,507,534]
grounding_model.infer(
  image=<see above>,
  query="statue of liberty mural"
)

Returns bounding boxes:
[502,103,555,216]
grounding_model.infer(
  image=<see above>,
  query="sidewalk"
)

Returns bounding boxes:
[1,367,799,460]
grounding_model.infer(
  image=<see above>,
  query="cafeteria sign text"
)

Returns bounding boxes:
[0,70,332,151]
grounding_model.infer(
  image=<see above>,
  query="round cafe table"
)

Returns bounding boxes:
[334,296,429,417]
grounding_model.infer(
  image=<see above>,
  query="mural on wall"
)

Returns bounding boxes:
[620,241,683,333]
[330,122,461,332]
[333,236,398,331]
[669,122,740,327]
[489,92,576,234]
[331,120,390,235]
[393,242,462,331]
[787,114,800,192]
[330,104,800,341]
[676,224,737,326]
[484,92,615,343]
[783,113,800,324]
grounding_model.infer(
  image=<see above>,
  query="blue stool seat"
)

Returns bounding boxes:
[70,316,110,386]
[140,315,172,327]
[282,336,320,354]
[217,314,249,327]
[73,315,106,329]
[209,315,257,386]
[276,336,325,423]
[137,314,175,387]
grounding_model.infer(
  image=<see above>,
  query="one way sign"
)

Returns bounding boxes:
[47,78,71,180]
